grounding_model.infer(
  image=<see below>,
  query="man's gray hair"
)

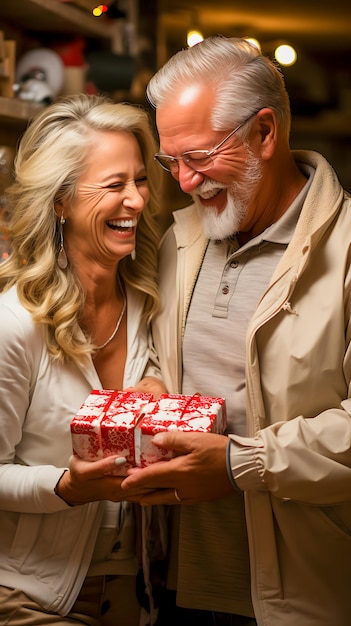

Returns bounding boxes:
[147,36,291,139]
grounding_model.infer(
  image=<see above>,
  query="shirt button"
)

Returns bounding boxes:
[222,285,230,294]
[230,260,239,268]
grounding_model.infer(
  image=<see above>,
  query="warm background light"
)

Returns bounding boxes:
[187,29,204,47]
[244,37,261,51]
[274,44,297,66]
[92,4,108,17]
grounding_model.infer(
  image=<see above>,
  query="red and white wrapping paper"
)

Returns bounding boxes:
[70,391,226,471]
[70,390,153,469]
[135,393,227,467]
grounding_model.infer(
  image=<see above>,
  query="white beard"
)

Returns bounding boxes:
[192,149,263,240]
[198,192,246,240]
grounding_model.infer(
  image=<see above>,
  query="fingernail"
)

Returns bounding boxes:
[114,457,127,466]
[153,434,164,444]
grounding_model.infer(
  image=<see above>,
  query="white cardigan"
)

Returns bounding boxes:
[0,284,154,615]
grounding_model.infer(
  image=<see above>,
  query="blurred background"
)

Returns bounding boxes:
[0,0,350,235]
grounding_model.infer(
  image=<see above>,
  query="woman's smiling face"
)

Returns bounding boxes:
[63,129,149,267]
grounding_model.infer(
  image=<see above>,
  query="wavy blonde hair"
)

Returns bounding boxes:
[0,93,161,365]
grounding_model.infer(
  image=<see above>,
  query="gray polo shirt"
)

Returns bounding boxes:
[182,169,313,436]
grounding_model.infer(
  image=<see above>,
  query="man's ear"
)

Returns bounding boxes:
[255,107,277,160]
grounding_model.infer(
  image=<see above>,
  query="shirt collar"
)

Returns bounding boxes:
[252,163,315,246]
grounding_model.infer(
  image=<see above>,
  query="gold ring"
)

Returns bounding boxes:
[174,488,182,502]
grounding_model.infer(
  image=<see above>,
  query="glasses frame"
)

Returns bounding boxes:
[154,110,259,174]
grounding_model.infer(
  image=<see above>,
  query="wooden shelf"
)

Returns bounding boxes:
[0,0,114,39]
[0,0,117,129]
[0,97,43,145]
[0,97,42,123]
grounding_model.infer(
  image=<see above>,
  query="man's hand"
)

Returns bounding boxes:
[124,376,167,400]
[55,455,155,506]
[121,431,236,506]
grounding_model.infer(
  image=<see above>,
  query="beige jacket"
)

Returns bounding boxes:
[152,151,351,625]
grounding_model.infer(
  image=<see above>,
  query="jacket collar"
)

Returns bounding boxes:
[271,150,345,281]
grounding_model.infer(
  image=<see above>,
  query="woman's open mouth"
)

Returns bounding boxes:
[106,218,137,232]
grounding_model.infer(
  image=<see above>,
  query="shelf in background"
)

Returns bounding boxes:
[0,97,42,123]
[0,0,114,39]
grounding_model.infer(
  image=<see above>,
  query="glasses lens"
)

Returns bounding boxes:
[154,155,178,173]
[183,153,214,172]
[154,153,214,173]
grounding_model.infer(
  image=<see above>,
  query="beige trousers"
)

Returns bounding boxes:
[0,575,141,626]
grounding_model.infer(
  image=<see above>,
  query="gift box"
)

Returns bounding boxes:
[100,392,153,467]
[70,390,153,468]
[134,393,227,467]
[70,391,226,471]
[70,389,115,462]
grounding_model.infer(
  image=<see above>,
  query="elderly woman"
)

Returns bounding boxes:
[0,93,166,626]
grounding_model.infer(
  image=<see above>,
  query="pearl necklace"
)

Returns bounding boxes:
[96,291,126,350]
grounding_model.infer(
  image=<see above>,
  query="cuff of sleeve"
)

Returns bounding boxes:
[37,466,72,512]
[226,440,242,492]
[54,470,73,507]
[228,435,267,492]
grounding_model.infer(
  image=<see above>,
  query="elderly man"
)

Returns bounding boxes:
[120,36,351,626]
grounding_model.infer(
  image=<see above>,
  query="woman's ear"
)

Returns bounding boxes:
[54,200,63,218]
[54,198,65,219]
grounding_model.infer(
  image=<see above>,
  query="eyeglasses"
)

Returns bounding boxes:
[154,111,258,174]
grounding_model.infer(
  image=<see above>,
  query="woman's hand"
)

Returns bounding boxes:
[121,431,237,506]
[55,454,155,506]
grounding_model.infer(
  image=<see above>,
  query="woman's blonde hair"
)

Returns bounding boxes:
[0,93,161,365]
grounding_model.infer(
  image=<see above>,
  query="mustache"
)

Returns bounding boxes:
[193,178,227,196]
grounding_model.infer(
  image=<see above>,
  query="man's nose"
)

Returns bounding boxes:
[173,161,205,194]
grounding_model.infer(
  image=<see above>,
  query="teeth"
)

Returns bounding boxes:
[201,191,217,199]
[196,182,226,200]
[200,189,221,200]
[108,218,137,228]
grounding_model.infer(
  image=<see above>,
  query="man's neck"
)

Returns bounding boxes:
[237,164,308,247]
